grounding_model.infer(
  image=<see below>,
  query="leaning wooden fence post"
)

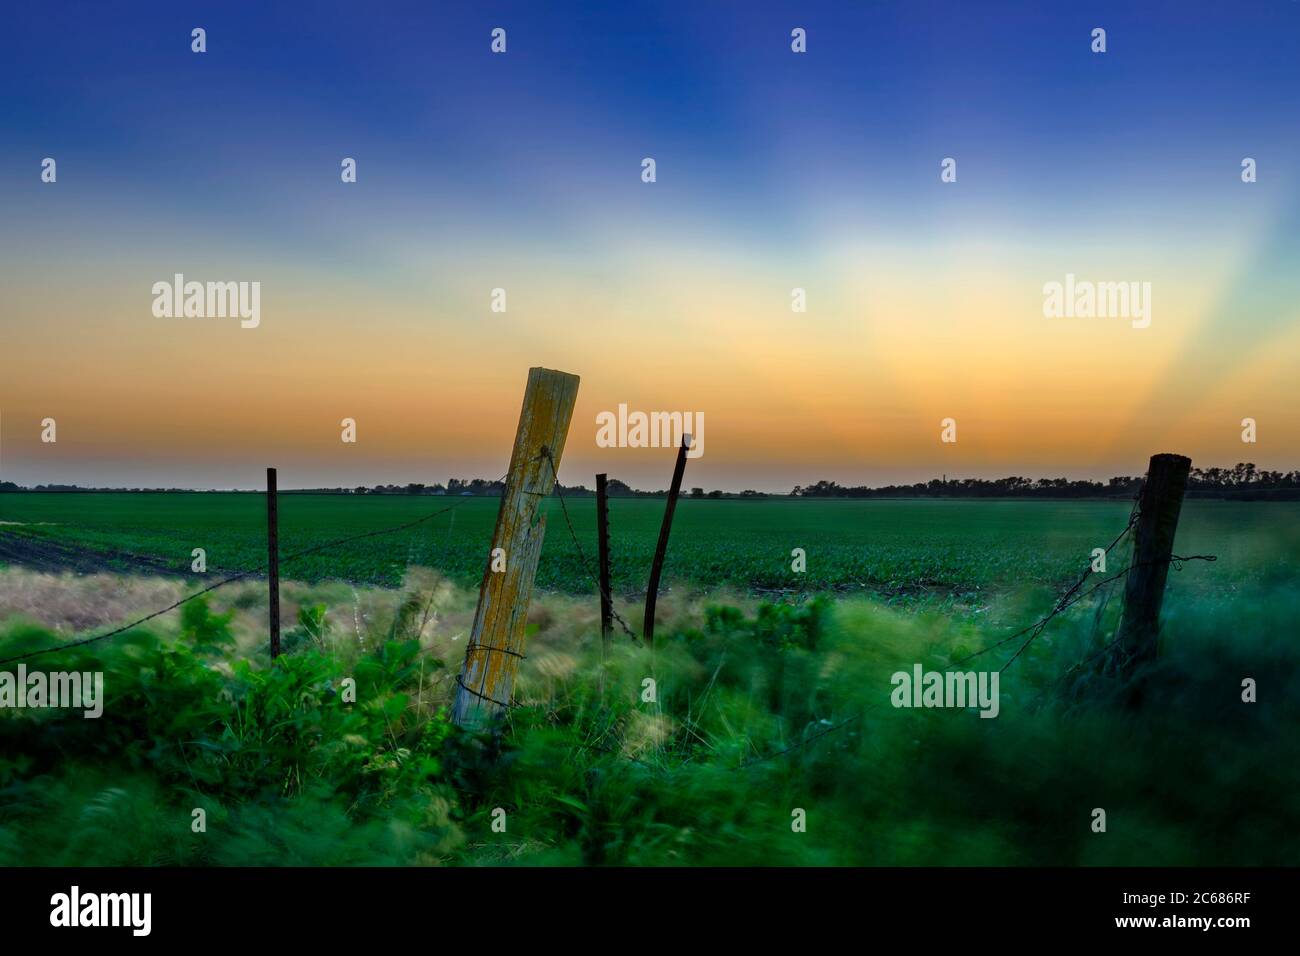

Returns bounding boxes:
[452,367,580,728]
[266,466,281,659]
[1110,452,1191,677]
[596,473,613,652]
[642,435,690,646]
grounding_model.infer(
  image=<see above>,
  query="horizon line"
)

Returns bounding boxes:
[2,461,1293,496]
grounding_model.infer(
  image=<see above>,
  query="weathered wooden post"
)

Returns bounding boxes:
[1109,453,1191,677]
[266,466,281,659]
[642,435,690,646]
[596,473,613,651]
[452,367,580,727]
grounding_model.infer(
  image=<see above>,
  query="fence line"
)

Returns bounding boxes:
[0,443,640,670]
[951,470,1215,677]
[0,470,511,668]
[1,450,1219,765]
[542,448,640,641]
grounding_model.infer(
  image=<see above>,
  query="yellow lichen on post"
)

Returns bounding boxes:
[452,367,580,728]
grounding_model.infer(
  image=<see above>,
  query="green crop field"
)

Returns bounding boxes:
[1,492,1296,597]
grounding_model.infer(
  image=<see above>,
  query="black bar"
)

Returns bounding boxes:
[1,867,1290,942]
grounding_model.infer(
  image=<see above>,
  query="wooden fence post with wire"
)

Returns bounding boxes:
[451,367,580,728]
[1108,452,1192,678]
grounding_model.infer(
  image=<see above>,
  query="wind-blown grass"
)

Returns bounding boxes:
[1,568,1294,866]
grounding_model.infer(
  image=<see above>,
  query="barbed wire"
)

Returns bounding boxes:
[2,459,1220,753]
[737,712,861,768]
[454,673,516,710]
[949,487,1143,671]
[949,482,1216,675]
[995,552,1216,674]
[540,447,640,641]
[541,445,856,769]
[0,448,624,719]
[580,707,860,772]
[0,471,511,667]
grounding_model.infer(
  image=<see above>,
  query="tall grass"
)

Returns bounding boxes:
[1,573,1295,866]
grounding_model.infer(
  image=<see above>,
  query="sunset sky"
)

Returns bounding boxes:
[2,1,1298,492]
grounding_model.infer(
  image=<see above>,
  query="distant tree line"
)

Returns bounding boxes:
[3,463,1297,499]
[792,464,1300,499]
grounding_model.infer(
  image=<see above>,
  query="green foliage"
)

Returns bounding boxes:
[180,598,236,654]
[2,574,1298,866]
[469,583,1300,866]
[0,600,462,865]
[703,597,830,650]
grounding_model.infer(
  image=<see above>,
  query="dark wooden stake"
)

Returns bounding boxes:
[596,473,613,651]
[643,436,690,646]
[1110,452,1191,677]
[266,466,281,659]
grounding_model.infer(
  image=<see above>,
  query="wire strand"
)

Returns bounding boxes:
[0,473,510,667]
[540,448,640,641]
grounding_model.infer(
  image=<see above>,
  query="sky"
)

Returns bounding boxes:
[1,0,1298,492]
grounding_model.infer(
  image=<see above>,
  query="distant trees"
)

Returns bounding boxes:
[552,483,593,497]
[346,482,447,495]
[3,464,1296,499]
[792,465,1300,499]
[446,478,504,496]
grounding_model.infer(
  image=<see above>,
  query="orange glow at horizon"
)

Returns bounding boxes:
[2,233,1298,492]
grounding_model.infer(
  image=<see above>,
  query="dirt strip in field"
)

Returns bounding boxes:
[0,529,184,578]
